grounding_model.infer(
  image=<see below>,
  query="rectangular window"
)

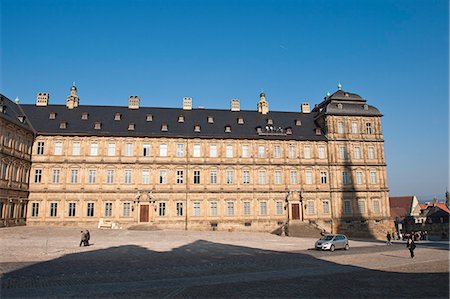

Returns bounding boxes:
[193,202,201,216]
[370,170,377,184]
[72,142,80,156]
[356,171,363,185]
[54,142,62,155]
[142,169,150,184]
[307,200,315,215]
[68,202,76,217]
[105,202,112,217]
[226,145,233,158]
[258,146,265,158]
[243,201,251,216]
[320,171,327,184]
[368,146,375,159]
[305,170,313,184]
[354,147,361,159]
[123,202,131,217]
[106,170,114,184]
[274,145,281,158]
[159,170,167,184]
[34,169,42,183]
[242,145,250,158]
[339,147,347,160]
[289,145,296,159]
[31,202,39,217]
[193,144,201,157]
[176,170,184,184]
[303,146,311,159]
[193,170,201,184]
[87,203,95,217]
[176,144,184,157]
[125,143,133,156]
[227,201,234,216]
[37,141,44,155]
[210,170,217,184]
[258,170,266,185]
[274,170,282,184]
[260,201,267,215]
[290,170,298,184]
[322,200,330,214]
[276,201,283,215]
[88,169,97,184]
[337,121,345,134]
[351,122,358,134]
[366,122,373,134]
[210,201,218,216]
[90,143,98,156]
[342,171,350,185]
[243,170,250,184]
[318,146,326,159]
[343,200,351,215]
[226,169,234,184]
[358,200,366,214]
[176,202,184,216]
[143,144,150,157]
[209,145,217,157]
[52,169,60,184]
[50,202,57,217]
[373,199,381,213]
[124,170,132,184]
[107,143,115,156]
[159,202,166,216]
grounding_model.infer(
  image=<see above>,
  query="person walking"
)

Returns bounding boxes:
[79,231,86,247]
[386,232,392,245]
[85,230,90,246]
[407,236,416,258]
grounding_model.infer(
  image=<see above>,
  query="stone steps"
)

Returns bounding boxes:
[286,222,323,238]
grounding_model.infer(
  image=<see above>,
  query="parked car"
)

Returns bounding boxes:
[315,234,349,251]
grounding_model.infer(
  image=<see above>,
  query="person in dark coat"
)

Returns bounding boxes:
[79,231,86,247]
[85,230,90,246]
[386,232,392,245]
[407,237,416,258]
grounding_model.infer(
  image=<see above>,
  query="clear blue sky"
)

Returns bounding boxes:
[1,0,448,198]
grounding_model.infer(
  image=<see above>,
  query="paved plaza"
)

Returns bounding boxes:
[0,227,449,298]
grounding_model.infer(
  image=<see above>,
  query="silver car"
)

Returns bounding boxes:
[315,234,349,251]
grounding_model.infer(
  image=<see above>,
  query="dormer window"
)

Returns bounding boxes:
[0,105,5,113]
[146,114,153,122]
[94,122,102,130]
[60,121,67,129]
[363,104,368,111]
[161,124,168,131]
[81,112,89,120]
[178,115,184,123]
[337,103,343,110]
[194,125,201,132]
[256,127,262,134]
[207,116,214,123]
[267,118,273,125]
[286,127,293,135]
[225,125,231,133]
[49,112,56,119]
[237,117,244,124]
[315,128,322,135]
[128,123,135,131]
[114,113,121,121]
[295,119,302,126]
[17,115,26,123]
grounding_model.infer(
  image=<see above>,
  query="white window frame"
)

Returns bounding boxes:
[242,145,250,158]
[176,144,185,157]
[142,169,150,184]
[124,169,132,184]
[125,143,133,157]
[54,142,63,155]
[72,142,80,156]
[226,145,233,158]
[209,145,217,158]
[159,144,168,157]
[193,144,201,157]
[106,169,114,184]
[90,143,98,156]
[303,146,311,159]
[107,143,116,156]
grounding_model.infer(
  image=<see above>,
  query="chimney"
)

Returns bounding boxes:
[183,97,192,110]
[128,95,140,109]
[231,99,240,111]
[36,92,49,106]
[301,103,310,114]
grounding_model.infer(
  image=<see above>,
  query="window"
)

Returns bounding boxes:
[210,170,217,184]
[194,125,201,132]
[160,144,168,157]
[37,142,44,155]
[88,169,97,184]
[337,121,345,134]
[207,116,214,123]
[34,169,42,183]
[176,144,184,157]
[373,199,381,213]
[193,144,201,157]
[106,170,114,184]
[342,171,350,185]
[274,170,282,184]
[72,142,80,156]
[303,146,311,159]
[368,146,375,159]
[176,202,184,216]
[226,169,234,184]
[90,143,98,156]
[94,122,102,130]
[242,145,250,158]
[50,203,58,217]
[370,170,377,184]
[124,170,132,184]
[87,203,95,217]
[159,202,166,216]
[318,146,326,159]
[243,201,251,216]
[178,115,184,123]
[339,147,347,160]
[366,122,373,134]
[209,145,217,157]
[307,200,315,215]
[210,201,218,216]
[276,201,283,215]
[237,117,244,124]
[107,143,115,156]
[49,112,56,119]
[81,112,89,120]
[227,201,234,216]
[351,122,358,134]
[123,202,131,217]
[258,146,265,158]
[125,143,133,156]
[142,169,150,184]
[161,124,168,131]
[105,203,112,217]
[143,144,150,157]
[295,119,302,126]
[52,169,60,184]
[290,170,298,184]
[224,125,231,133]
[31,203,39,217]
[258,170,266,185]
[242,170,250,184]
[68,203,76,217]
[354,147,361,160]
[322,200,330,214]
[176,170,184,184]
[54,142,62,155]
[260,201,267,215]
[320,171,328,184]
[114,113,121,120]
[356,171,363,185]
[9,204,15,218]
[193,202,201,216]
[358,199,366,214]
[274,145,281,158]
[60,122,67,129]
[289,145,296,159]
[159,170,167,184]
[193,170,201,184]
[146,114,153,122]
[226,145,233,158]
[343,200,351,215]
[305,170,313,184]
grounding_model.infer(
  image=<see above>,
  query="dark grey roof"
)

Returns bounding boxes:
[313,90,382,117]
[0,95,34,133]
[19,103,327,141]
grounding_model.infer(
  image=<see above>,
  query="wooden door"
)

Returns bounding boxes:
[291,204,300,220]
[140,205,149,222]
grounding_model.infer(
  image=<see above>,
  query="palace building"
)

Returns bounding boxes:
[0,85,391,237]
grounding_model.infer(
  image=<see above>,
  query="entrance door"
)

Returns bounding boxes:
[291,204,300,220]
[140,205,149,222]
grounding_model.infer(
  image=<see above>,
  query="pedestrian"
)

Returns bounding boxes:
[85,230,90,246]
[407,237,416,258]
[386,232,392,245]
[79,230,86,247]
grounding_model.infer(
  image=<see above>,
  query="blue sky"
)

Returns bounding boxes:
[1,0,448,198]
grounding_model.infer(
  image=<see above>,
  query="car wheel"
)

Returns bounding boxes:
[330,245,335,252]
[345,244,349,250]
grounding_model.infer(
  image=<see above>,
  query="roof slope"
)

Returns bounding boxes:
[0,95,34,132]
[389,196,414,218]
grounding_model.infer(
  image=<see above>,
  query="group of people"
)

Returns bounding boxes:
[79,230,90,246]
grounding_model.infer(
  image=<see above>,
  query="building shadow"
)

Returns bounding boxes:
[1,239,448,298]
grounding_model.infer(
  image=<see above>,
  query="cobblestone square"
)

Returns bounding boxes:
[0,227,448,298]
